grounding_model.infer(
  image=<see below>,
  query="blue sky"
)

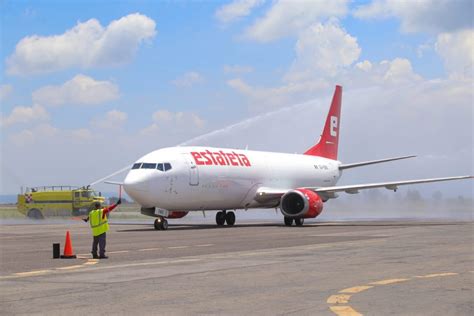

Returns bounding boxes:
[0,0,472,196]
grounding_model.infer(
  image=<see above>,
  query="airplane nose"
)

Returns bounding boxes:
[123,171,151,204]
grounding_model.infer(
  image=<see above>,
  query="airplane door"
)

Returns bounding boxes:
[182,154,199,186]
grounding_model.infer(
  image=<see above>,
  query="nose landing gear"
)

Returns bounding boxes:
[154,216,168,230]
[215,210,236,226]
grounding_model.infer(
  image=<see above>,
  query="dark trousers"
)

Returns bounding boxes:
[92,232,106,256]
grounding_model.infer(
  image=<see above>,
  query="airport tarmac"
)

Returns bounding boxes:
[0,219,473,315]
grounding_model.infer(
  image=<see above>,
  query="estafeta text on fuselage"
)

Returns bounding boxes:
[191,150,251,167]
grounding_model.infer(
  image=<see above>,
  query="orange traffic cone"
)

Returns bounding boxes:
[60,231,77,259]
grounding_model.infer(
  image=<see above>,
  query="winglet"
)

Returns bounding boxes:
[304,85,342,160]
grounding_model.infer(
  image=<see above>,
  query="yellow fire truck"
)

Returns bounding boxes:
[17,186,106,219]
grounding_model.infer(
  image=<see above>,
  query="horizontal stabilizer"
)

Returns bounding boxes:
[339,155,416,170]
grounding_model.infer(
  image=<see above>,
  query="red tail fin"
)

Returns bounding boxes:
[304,85,342,160]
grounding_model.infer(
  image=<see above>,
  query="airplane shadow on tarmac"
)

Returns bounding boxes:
[113,221,466,232]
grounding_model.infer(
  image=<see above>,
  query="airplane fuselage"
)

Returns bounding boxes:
[123,146,341,211]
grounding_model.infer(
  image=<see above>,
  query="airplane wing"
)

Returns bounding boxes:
[255,175,473,203]
[311,175,473,200]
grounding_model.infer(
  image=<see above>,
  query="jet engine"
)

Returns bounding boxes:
[280,189,323,218]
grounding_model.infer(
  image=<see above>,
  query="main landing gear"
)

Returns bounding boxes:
[216,210,236,226]
[154,216,168,230]
[284,217,304,227]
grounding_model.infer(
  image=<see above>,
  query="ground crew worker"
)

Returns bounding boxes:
[84,199,121,259]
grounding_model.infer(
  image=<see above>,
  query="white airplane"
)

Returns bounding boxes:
[119,85,472,230]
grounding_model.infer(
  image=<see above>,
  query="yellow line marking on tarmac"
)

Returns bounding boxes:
[3,257,99,279]
[14,270,52,277]
[339,285,373,293]
[302,244,332,250]
[138,248,161,251]
[370,278,410,285]
[327,294,352,304]
[329,306,362,316]
[107,250,129,254]
[168,246,189,249]
[77,255,90,259]
[56,265,84,270]
[414,272,458,278]
[328,271,462,315]
[86,258,202,271]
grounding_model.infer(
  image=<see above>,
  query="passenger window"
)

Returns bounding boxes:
[164,163,172,171]
[81,191,90,198]
[132,163,142,169]
[74,192,80,198]
[142,163,157,169]
[157,163,164,171]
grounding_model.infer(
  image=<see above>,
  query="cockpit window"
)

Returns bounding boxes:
[156,162,172,171]
[132,162,171,171]
[142,163,157,169]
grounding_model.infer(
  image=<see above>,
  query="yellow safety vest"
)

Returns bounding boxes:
[89,209,109,236]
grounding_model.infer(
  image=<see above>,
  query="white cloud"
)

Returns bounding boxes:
[32,74,119,106]
[228,57,423,111]
[9,123,58,145]
[105,110,127,123]
[6,13,156,76]
[152,110,174,122]
[0,84,13,101]
[245,0,348,42]
[435,29,474,78]
[227,77,330,110]
[9,129,35,144]
[416,41,433,58]
[355,60,372,72]
[382,58,422,83]
[139,124,160,137]
[285,21,361,80]
[171,72,204,87]
[92,110,128,129]
[353,0,472,33]
[223,64,254,74]
[215,0,265,24]
[153,110,205,129]
[332,58,423,88]
[1,104,49,127]
[71,128,93,140]
[141,110,205,136]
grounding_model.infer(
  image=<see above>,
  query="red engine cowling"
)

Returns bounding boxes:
[280,189,323,218]
[166,211,188,219]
